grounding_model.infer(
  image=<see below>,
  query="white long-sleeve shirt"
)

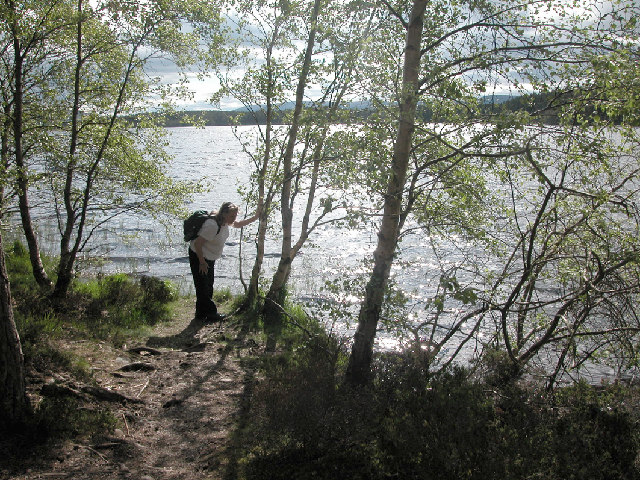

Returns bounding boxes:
[189,219,229,261]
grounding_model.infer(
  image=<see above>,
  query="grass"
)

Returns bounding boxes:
[4,242,640,479]
[5,242,182,447]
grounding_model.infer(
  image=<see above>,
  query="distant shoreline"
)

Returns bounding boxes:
[139,92,578,128]
[148,106,373,127]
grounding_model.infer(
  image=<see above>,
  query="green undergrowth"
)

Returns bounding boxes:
[214,286,243,313]
[15,270,180,345]
[5,241,181,448]
[232,307,640,480]
[71,272,179,338]
[5,241,640,479]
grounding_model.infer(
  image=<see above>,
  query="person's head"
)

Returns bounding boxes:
[215,202,239,225]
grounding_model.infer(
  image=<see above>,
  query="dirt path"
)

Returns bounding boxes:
[10,298,260,480]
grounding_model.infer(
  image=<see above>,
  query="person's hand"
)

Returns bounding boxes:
[199,260,208,275]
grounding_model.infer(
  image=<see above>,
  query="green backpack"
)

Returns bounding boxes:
[183,210,220,242]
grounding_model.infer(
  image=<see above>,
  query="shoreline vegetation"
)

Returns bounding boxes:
[2,242,639,479]
[2,1,639,477]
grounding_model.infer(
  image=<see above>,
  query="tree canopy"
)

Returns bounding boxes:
[1,0,639,414]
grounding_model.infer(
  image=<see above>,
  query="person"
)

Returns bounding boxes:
[189,202,259,322]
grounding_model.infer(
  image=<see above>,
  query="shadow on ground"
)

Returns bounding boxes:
[145,316,211,350]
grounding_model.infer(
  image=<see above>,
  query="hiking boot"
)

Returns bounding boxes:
[207,313,226,323]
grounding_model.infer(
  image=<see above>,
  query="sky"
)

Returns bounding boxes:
[145,0,631,112]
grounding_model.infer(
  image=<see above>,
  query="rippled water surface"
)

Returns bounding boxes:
[20,125,631,380]
[61,125,459,349]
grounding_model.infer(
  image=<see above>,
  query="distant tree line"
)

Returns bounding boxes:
[152,90,631,128]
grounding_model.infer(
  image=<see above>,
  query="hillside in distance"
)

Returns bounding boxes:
[153,93,604,128]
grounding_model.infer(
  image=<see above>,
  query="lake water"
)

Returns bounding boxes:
[21,125,632,381]
[72,125,463,350]
[88,126,379,292]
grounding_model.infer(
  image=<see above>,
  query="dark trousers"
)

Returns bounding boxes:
[189,248,218,319]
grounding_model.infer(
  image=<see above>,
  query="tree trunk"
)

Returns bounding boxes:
[1,54,30,427]
[345,0,427,386]
[53,0,91,301]
[262,0,322,345]
[12,31,52,290]
[0,231,30,430]
[246,209,268,306]
[53,252,75,299]
[246,25,278,308]
[263,256,292,351]
[245,143,269,308]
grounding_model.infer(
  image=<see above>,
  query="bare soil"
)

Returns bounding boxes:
[4,297,261,480]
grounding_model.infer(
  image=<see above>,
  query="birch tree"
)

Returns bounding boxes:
[0,154,28,430]
[215,0,373,344]
[213,0,297,308]
[345,0,640,385]
[346,0,427,385]
[1,0,226,298]
[0,0,68,289]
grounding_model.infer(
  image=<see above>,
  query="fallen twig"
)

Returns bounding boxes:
[122,413,130,436]
[136,378,150,398]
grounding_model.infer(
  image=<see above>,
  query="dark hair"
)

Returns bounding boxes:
[213,202,238,225]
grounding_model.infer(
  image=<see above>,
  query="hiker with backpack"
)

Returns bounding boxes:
[187,201,260,322]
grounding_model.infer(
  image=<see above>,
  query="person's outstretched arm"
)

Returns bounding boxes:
[232,209,261,228]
